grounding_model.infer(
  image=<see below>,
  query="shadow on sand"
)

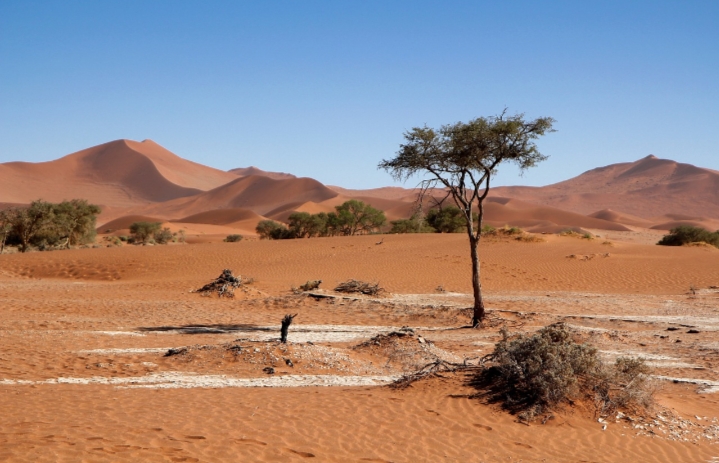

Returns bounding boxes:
[137,324,276,335]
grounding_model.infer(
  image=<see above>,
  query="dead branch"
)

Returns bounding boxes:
[390,359,482,389]
[334,279,384,296]
[280,313,297,343]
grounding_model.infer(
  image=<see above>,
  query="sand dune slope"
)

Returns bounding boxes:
[493,155,719,218]
[0,140,204,206]
[483,198,631,232]
[0,139,240,207]
[173,208,266,226]
[138,175,340,218]
[229,166,296,180]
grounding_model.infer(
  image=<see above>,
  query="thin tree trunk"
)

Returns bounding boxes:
[469,236,485,327]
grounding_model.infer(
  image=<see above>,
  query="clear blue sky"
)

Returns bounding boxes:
[1,1,717,189]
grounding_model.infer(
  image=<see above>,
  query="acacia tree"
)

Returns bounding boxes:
[0,208,15,254]
[334,200,386,235]
[379,112,554,327]
[52,199,102,248]
[11,200,54,253]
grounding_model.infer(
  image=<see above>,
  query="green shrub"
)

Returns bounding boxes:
[129,221,162,244]
[426,206,466,233]
[389,215,433,234]
[255,220,293,240]
[480,225,497,236]
[500,225,523,235]
[153,227,173,244]
[224,234,243,242]
[657,225,719,248]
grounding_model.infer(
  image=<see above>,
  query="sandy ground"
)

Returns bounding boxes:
[1,234,719,462]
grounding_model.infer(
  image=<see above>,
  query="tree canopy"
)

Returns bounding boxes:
[380,112,554,326]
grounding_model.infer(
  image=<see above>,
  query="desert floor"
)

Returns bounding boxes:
[1,233,718,462]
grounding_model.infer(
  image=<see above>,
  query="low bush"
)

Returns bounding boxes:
[224,234,243,242]
[657,225,719,248]
[515,233,545,243]
[480,225,497,236]
[153,227,173,244]
[478,323,654,420]
[129,221,162,244]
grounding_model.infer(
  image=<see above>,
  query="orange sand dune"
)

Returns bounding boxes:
[98,215,166,232]
[229,166,296,180]
[138,175,340,219]
[493,155,719,218]
[264,201,336,223]
[482,197,631,232]
[651,220,719,231]
[328,185,423,200]
[173,208,265,226]
[0,139,238,207]
[122,139,238,191]
[589,209,655,228]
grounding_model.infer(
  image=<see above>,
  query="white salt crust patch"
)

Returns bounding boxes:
[0,373,400,389]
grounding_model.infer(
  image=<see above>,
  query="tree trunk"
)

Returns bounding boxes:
[469,236,485,327]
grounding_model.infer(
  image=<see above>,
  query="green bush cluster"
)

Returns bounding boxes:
[224,234,243,242]
[128,222,179,245]
[657,225,719,248]
[256,200,386,240]
[0,199,101,253]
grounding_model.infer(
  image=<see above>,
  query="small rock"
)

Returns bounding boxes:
[263,367,275,374]
[418,337,426,344]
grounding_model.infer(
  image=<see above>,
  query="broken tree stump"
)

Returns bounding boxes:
[280,313,298,343]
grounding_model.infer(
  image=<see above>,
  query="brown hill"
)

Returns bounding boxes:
[0,139,238,207]
[492,155,719,219]
[229,166,296,180]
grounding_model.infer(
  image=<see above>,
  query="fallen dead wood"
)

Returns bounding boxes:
[193,269,252,298]
[334,279,384,296]
[390,358,483,389]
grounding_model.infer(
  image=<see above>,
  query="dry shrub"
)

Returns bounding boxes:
[334,279,384,296]
[300,280,322,291]
[515,233,545,243]
[498,225,523,236]
[478,323,654,420]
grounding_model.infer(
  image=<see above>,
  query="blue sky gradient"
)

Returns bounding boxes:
[1,1,717,188]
